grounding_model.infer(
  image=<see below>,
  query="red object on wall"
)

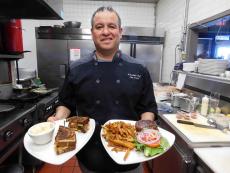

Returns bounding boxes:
[4,19,23,52]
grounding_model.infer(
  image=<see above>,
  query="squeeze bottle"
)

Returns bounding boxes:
[201,95,209,116]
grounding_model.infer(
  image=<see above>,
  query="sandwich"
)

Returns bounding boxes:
[55,126,76,155]
[134,120,169,157]
[66,116,90,133]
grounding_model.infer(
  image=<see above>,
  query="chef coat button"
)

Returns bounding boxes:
[115,100,119,105]
[96,100,101,104]
[116,79,120,83]
[94,62,98,66]
[96,79,100,84]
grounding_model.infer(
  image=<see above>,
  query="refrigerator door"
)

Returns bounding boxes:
[68,40,95,64]
[135,44,163,82]
[37,39,68,88]
[119,42,132,57]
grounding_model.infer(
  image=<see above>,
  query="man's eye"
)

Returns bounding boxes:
[109,25,117,29]
[95,26,103,29]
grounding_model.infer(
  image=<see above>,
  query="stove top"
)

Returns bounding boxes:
[0,91,59,164]
[0,103,36,129]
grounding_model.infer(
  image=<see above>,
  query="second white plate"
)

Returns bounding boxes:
[100,119,175,165]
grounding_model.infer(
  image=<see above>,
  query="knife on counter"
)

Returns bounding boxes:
[177,120,217,129]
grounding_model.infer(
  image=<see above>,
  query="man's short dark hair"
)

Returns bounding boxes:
[91,6,121,28]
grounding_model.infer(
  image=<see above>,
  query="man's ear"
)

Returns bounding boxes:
[119,27,123,39]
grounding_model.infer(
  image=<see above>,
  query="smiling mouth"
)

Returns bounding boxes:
[101,38,112,42]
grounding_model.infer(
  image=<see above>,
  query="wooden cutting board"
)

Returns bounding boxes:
[163,114,230,143]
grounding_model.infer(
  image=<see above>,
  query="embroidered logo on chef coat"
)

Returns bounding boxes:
[128,73,141,80]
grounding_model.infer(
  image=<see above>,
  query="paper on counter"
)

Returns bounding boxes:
[176,73,186,90]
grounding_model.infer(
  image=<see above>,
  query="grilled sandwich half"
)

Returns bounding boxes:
[55,126,76,155]
[66,116,89,133]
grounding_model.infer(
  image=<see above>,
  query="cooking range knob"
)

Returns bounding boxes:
[23,118,32,127]
[4,130,14,141]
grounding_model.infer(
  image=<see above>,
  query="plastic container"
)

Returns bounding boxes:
[201,95,209,116]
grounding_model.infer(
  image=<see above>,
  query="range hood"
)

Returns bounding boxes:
[0,0,63,20]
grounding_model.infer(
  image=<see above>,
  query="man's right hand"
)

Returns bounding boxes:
[47,106,71,122]
[47,116,57,122]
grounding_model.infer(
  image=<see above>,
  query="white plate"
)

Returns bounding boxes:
[100,119,175,165]
[24,118,95,165]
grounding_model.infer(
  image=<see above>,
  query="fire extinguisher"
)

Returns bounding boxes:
[4,19,24,52]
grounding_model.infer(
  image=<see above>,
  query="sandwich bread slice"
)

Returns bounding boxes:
[66,116,90,133]
[55,126,76,155]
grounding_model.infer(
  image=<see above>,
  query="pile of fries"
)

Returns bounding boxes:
[102,121,136,161]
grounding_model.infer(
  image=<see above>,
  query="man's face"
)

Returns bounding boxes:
[91,11,122,53]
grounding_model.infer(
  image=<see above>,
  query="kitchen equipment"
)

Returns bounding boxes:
[174,62,183,70]
[63,21,81,28]
[178,96,199,113]
[183,62,195,72]
[177,120,216,129]
[208,114,230,130]
[171,95,181,107]
[0,164,24,173]
[179,97,193,112]
[53,25,63,28]
[0,83,13,100]
[0,61,11,84]
[11,92,40,102]
[3,19,23,52]
[35,91,59,122]
[197,59,229,75]
[209,92,220,112]
[0,103,35,164]
[0,104,15,113]
[0,0,63,20]
[18,68,36,81]
[171,93,187,107]
[36,27,164,88]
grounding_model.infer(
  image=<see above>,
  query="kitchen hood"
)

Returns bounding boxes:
[0,0,63,20]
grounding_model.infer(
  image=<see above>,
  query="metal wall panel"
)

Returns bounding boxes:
[37,39,68,88]
[68,40,95,63]
[136,44,163,82]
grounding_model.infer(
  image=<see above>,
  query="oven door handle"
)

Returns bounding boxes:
[59,64,67,79]
[174,143,196,173]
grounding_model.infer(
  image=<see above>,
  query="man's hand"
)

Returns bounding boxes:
[47,116,58,122]
[47,106,71,122]
[141,112,155,121]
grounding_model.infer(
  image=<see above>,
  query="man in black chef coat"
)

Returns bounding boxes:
[48,6,158,173]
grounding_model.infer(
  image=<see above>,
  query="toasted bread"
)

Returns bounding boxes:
[55,126,76,155]
[66,116,89,133]
[56,146,76,155]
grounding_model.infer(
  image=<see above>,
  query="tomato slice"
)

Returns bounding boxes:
[137,129,161,148]
[146,140,160,148]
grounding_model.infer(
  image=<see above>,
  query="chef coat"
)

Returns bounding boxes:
[58,50,158,172]
[59,50,158,124]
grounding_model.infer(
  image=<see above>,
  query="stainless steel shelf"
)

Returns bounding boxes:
[0,54,23,60]
[173,70,230,100]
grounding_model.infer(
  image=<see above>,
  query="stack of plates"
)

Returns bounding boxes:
[197,59,229,75]
[183,62,195,72]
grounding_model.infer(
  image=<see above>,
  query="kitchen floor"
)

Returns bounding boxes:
[26,156,151,173]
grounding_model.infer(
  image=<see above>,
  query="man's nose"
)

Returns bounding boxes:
[102,27,110,34]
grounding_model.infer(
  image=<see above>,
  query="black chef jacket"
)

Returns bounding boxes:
[58,50,158,172]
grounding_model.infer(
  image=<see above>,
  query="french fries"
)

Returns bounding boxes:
[109,139,135,149]
[102,121,136,161]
